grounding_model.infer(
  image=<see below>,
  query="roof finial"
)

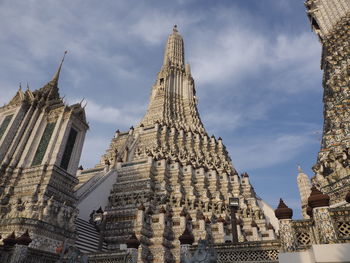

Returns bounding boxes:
[19,82,22,91]
[50,50,68,87]
[173,24,178,33]
[297,164,302,173]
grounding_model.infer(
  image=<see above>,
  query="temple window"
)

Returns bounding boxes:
[60,128,78,170]
[0,114,13,141]
[32,122,56,166]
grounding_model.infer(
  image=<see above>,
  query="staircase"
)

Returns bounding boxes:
[75,218,108,253]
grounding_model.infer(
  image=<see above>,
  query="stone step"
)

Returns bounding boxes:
[76,218,108,253]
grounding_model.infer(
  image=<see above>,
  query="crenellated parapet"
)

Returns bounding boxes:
[276,189,350,257]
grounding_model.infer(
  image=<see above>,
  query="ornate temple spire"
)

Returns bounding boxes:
[163,25,185,67]
[297,165,311,219]
[35,51,68,102]
[49,50,67,88]
[140,26,205,133]
[80,24,278,256]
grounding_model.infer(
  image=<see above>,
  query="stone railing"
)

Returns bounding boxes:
[0,246,14,262]
[330,207,350,242]
[0,217,76,241]
[87,251,132,263]
[121,160,147,168]
[26,247,60,263]
[81,167,104,175]
[76,168,116,202]
[0,245,133,263]
[282,207,350,252]
[277,197,350,254]
[190,240,280,263]
[292,219,314,250]
[0,245,59,263]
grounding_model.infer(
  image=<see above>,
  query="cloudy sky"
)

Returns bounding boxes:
[0,0,323,218]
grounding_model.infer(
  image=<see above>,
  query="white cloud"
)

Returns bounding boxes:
[0,0,323,189]
[190,28,266,86]
[188,28,321,92]
[79,136,110,168]
[0,83,19,106]
[130,12,202,45]
[202,100,269,133]
[230,133,313,171]
[0,0,321,100]
[273,33,319,62]
[82,99,145,126]
[74,99,146,168]
[266,33,322,93]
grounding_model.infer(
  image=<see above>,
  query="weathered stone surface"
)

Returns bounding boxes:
[0,53,88,252]
[78,26,277,263]
[306,0,350,204]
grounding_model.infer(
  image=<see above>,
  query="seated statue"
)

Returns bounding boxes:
[56,246,88,263]
[181,239,217,263]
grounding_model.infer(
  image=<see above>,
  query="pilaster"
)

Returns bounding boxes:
[313,206,337,244]
[279,219,297,252]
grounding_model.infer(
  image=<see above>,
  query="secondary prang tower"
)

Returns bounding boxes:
[0,54,89,251]
[305,0,350,204]
[77,26,277,263]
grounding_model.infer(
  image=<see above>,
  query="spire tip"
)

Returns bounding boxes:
[297,164,302,173]
[173,24,178,33]
[50,50,68,87]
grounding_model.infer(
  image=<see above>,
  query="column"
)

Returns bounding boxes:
[274,199,297,252]
[313,207,337,244]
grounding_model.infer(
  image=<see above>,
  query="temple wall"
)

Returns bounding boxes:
[77,169,118,221]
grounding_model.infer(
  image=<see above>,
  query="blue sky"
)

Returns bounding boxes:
[0,0,323,218]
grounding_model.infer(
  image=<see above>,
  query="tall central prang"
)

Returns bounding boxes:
[76,26,278,263]
[141,25,205,134]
